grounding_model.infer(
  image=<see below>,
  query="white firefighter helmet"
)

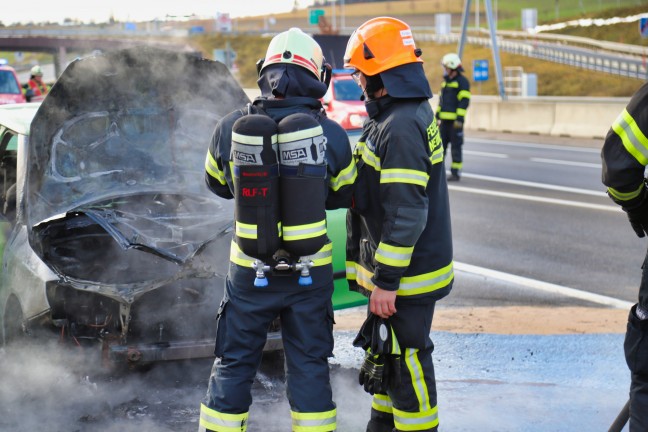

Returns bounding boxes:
[259,28,325,80]
[30,65,43,76]
[441,53,462,70]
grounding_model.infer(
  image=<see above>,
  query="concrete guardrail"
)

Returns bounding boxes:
[244,89,630,140]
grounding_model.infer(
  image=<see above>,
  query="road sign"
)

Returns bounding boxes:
[640,17,648,38]
[309,9,324,25]
[473,59,489,82]
[521,8,537,31]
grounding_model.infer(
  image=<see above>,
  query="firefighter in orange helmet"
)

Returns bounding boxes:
[344,17,453,432]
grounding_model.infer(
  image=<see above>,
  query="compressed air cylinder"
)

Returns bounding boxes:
[277,113,328,257]
[231,114,281,261]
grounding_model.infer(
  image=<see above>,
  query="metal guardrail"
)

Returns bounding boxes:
[417,32,647,80]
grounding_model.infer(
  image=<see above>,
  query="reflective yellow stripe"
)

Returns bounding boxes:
[205,152,227,185]
[608,183,644,202]
[330,159,358,191]
[283,219,326,241]
[230,240,332,267]
[451,161,463,170]
[371,393,393,414]
[456,108,467,117]
[291,408,336,432]
[405,348,431,411]
[430,146,444,165]
[393,405,439,431]
[358,141,381,170]
[442,81,459,88]
[375,242,414,268]
[350,261,454,296]
[199,403,248,432]
[278,124,323,143]
[438,112,457,120]
[380,168,429,187]
[233,130,277,145]
[345,261,358,281]
[235,221,258,239]
[458,90,471,100]
[613,109,648,165]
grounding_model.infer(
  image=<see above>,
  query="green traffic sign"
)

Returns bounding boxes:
[309,9,324,25]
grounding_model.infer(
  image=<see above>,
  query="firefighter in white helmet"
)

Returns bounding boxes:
[198,27,356,432]
[437,53,471,181]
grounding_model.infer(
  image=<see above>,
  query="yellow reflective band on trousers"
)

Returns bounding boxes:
[380,168,429,187]
[199,403,248,432]
[330,158,358,191]
[375,242,414,268]
[371,393,393,414]
[230,240,332,268]
[283,219,327,241]
[291,408,337,432]
[608,182,645,202]
[393,405,439,432]
[405,348,431,412]
[613,109,648,166]
[451,162,463,170]
[438,112,458,120]
[205,151,227,185]
[345,261,454,296]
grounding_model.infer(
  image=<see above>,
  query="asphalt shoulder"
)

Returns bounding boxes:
[467,129,603,149]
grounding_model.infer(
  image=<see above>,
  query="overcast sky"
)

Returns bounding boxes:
[3,0,316,25]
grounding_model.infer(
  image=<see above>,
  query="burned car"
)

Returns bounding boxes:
[0,46,283,367]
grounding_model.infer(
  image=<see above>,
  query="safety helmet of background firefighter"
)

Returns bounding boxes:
[441,53,464,72]
[232,28,329,286]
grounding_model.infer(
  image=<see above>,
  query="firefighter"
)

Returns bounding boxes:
[27,65,48,98]
[601,81,648,431]
[343,17,453,432]
[199,28,356,432]
[436,53,471,182]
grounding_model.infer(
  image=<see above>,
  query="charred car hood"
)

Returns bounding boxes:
[25,46,247,263]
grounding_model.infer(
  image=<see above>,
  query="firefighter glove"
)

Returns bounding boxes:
[624,195,648,238]
[453,120,464,129]
[353,313,402,395]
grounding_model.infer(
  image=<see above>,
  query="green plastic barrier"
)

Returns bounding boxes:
[326,208,367,310]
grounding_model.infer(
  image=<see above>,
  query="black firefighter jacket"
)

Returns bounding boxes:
[204,96,357,288]
[436,73,471,123]
[346,95,454,302]
[602,81,648,210]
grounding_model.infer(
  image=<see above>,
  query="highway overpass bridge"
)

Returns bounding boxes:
[0,34,197,77]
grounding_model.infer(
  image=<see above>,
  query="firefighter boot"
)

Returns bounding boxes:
[366,410,394,432]
[625,304,648,431]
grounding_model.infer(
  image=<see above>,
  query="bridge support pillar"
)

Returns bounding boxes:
[54,45,68,80]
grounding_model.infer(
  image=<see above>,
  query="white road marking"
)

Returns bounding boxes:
[468,138,601,153]
[455,172,607,197]
[455,261,633,309]
[464,150,509,158]
[530,157,601,168]
[448,185,620,211]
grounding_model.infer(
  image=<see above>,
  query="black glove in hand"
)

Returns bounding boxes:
[625,196,648,238]
[353,313,402,395]
[358,351,401,395]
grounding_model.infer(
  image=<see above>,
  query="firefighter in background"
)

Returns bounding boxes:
[344,17,453,432]
[26,65,48,98]
[436,53,471,182]
[602,81,648,431]
[199,28,356,432]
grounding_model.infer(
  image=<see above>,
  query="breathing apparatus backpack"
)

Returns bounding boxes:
[231,107,328,286]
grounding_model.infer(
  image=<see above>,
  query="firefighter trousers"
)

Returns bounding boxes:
[200,267,336,432]
[366,301,439,432]
[439,120,464,177]
[625,249,648,431]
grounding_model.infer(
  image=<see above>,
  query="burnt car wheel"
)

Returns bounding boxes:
[3,295,25,344]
